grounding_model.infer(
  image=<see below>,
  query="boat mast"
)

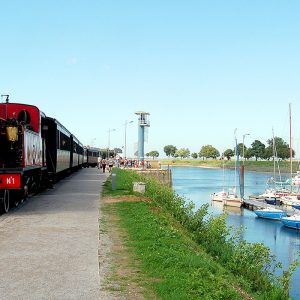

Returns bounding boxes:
[234,129,241,197]
[221,152,225,191]
[272,127,276,183]
[289,103,293,182]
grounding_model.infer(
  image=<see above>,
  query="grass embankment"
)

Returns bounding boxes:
[159,159,300,173]
[102,168,293,299]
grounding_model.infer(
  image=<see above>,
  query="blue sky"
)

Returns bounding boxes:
[1,1,300,158]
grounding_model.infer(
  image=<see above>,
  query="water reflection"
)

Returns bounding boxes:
[171,166,300,299]
[211,200,244,216]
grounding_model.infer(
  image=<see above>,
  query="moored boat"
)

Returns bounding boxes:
[281,214,300,230]
[254,207,287,220]
[211,191,228,202]
[223,190,243,208]
[223,130,243,208]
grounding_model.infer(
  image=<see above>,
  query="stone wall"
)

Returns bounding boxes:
[135,169,172,187]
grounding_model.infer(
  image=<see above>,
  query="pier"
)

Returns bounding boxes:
[243,198,297,215]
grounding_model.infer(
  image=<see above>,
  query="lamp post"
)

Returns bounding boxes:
[107,128,116,158]
[90,138,96,147]
[242,133,250,164]
[241,133,250,199]
[124,120,133,159]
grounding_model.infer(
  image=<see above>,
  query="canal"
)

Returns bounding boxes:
[170,166,300,299]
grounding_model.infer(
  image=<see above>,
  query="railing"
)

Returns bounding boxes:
[138,119,150,126]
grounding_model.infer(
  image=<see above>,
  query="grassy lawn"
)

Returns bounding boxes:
[158,159,300,173]
[115,200,251,299]
[101,168,291,299]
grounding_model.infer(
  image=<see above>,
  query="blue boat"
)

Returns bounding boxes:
[281,215,300,229]
[254,207,287,220]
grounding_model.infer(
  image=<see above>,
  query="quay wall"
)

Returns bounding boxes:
[135,169,172,187]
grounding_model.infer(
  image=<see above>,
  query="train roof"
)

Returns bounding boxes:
[0,102,45,133]
[86,146,101,152]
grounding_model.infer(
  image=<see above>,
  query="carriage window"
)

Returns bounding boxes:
[60,132,70,150]
[77,145,83,155]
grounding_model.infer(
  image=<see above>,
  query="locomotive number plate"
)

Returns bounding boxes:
[0,174,21,189]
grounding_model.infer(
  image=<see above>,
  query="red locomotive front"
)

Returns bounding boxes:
[0,99,46,213]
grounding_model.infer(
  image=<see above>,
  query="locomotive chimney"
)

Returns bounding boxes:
[1,94,9,103]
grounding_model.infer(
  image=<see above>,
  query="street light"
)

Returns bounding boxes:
[241,133,250,199]
[124,120,133,158]
[242,133,250,164]
[107,128,116,158]
[90,138,96,147]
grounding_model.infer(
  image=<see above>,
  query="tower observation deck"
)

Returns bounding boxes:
[135,111,150,162]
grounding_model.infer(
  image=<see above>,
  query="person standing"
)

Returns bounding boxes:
[108,157,114,172]
[101,158,107,173]
[97,156,101,169]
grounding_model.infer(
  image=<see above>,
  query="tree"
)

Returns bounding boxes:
[244,148,253,160]
[191,152,198,159]
[223,148,234,160]
[262,146,273,160]
[175,148,190,159]
[199,145,220,159]
[251,140,265,161]
[114,147,122,154]
[236,143,245,157]
[266,136,295,160]
[147,150,159,159]
[100,150,107,158]
[164,145,177,158]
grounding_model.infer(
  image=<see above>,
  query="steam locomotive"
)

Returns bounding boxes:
[0,98,99,213]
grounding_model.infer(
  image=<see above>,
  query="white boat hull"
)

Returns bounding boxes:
[211,191,228,202]
[224,198,243,208]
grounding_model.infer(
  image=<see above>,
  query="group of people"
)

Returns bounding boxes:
[97,157,114,173]
[97,156,153,173]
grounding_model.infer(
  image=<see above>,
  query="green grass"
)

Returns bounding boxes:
[115,201,246,300]
[102,168,291,299]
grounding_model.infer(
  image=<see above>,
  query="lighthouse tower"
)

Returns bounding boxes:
[135,111,150,162]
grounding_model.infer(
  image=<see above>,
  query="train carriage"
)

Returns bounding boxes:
[86,147,101,167]
[45,117,73,180]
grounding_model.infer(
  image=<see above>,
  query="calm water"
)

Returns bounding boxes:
[170,166,300,299]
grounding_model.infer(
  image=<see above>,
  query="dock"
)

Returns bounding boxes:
[243,198,297,215]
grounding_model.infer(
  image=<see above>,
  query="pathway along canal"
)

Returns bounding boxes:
[170,166,300,300]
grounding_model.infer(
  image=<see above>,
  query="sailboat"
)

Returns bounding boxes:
[223,130,243,208]
[211,154,229,202]
[259,129,286,204]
